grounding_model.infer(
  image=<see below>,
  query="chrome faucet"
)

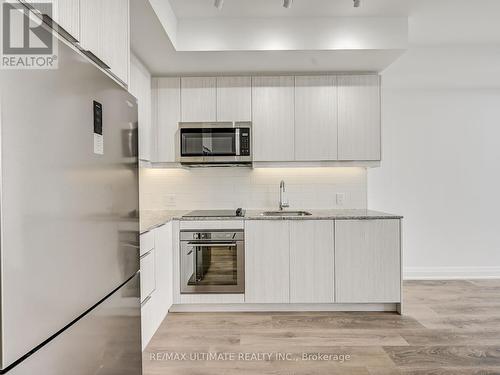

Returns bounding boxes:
[279,180,289,211]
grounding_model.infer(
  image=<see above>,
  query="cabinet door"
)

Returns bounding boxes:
[338,75,381,161]
[252,76,295,161]
[290,221,335,303]
[295,76,338,161]
[153,77,181,162]
[335,220,401,303]
[130,54,152,161]
[140,249,156,301]
[216,76,252,122]
[29,0,80,41]
[245,221,290,303]
[154,223,173,319]
[100,0,129,84]
[181,77,216,122]
[80,0,129,85]
[79,0,101,57]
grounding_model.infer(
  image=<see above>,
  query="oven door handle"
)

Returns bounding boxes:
[187,242,237,247]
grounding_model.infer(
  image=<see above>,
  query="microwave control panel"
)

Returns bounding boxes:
[240,128,251,156]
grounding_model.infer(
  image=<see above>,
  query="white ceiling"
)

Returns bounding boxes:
[131,0,500,75]
[169,0,410,18]
[130,0,404,75]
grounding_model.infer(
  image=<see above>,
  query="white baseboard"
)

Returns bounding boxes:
[170,303,399,313]
[404,266,500,280]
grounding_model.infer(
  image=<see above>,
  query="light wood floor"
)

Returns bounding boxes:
[143,280,500,374]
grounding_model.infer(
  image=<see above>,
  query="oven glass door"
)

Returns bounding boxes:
[180,234,245,294]
[181,128,237,157]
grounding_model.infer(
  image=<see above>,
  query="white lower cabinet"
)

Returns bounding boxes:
[140,249,156,300]
[140,222,174,349]
[289,221,335,303]
[245,221,290,303]
[244,219,400,306]
[335,219,401,303]
[154,223,174,317]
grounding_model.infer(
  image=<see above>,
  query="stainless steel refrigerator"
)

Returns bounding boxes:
[0,32,142,374]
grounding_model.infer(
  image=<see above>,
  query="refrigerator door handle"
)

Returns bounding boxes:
[140,250,153,260]
[141,295,152,307]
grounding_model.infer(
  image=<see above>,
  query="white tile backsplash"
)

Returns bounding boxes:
[140,167,367,211]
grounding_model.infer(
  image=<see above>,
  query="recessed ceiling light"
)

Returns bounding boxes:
[353,0,361,7]
[283,0,293,9]
[214,0,224,10]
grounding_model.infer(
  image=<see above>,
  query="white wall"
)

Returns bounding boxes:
[369,0,500,280]
[140,167,367,211]
[129,53,153,163]
[370,47,500,279]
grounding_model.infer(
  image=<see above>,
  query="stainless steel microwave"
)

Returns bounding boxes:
[178,122,252,165]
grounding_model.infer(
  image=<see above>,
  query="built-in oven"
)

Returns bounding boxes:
[178,122,252,165]
[180,230,245,294]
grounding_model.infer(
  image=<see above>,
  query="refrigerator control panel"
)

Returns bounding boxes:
[93,101,103,155]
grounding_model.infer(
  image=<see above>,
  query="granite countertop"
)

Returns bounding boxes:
[140,209,402,234]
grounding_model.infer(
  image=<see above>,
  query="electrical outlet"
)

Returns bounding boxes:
[163,195,176,207]
[336,193,345,206]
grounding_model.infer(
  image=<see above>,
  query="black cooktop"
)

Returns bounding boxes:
[183,209,245,218]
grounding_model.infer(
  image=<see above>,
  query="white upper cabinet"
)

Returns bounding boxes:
[55,0,80,41]
[153,77,181,163]
[294,76,338,161]
[252,76,295,161]
[34,0,80,41]
[245,221,290,303]
[129,54,152,161]
[335,219,401,303]
[216,76,252,122]
[22,0,80,40]
[80,0,129,85]
[79,0,100,55]
[181,77,217,122]
[337,75,381,161]
[100,0,129,85]
[289,221,335,303]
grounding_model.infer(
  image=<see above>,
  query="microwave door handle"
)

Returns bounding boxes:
[236,128,240,156]
[187,242,237,247]
[193,246,199,284]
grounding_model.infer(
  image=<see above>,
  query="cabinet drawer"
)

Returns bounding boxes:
[140,231,155,256]
[140,249,156,301]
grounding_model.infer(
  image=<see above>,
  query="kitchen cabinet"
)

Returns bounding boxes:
[53,0,80,40]
[140,222,174,348]
[335,219,401,303]
[181,77,217,122]
[80,0,129,85]
[140,289,155,350]
[23,0,80,41]
[140,248,156,301]
[130,54,152,161]
[294,76,338,161]
[100,0,129,84]
[252,76,295,161]
[154,223,173,322]
[149,74,382,164]
[152,77,181,162]
[216,76,252,122]
[289,221,335,303]
[245,221,290,303]
[337,75,381,161]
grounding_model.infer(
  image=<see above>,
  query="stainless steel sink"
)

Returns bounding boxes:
[260,211,312,217]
